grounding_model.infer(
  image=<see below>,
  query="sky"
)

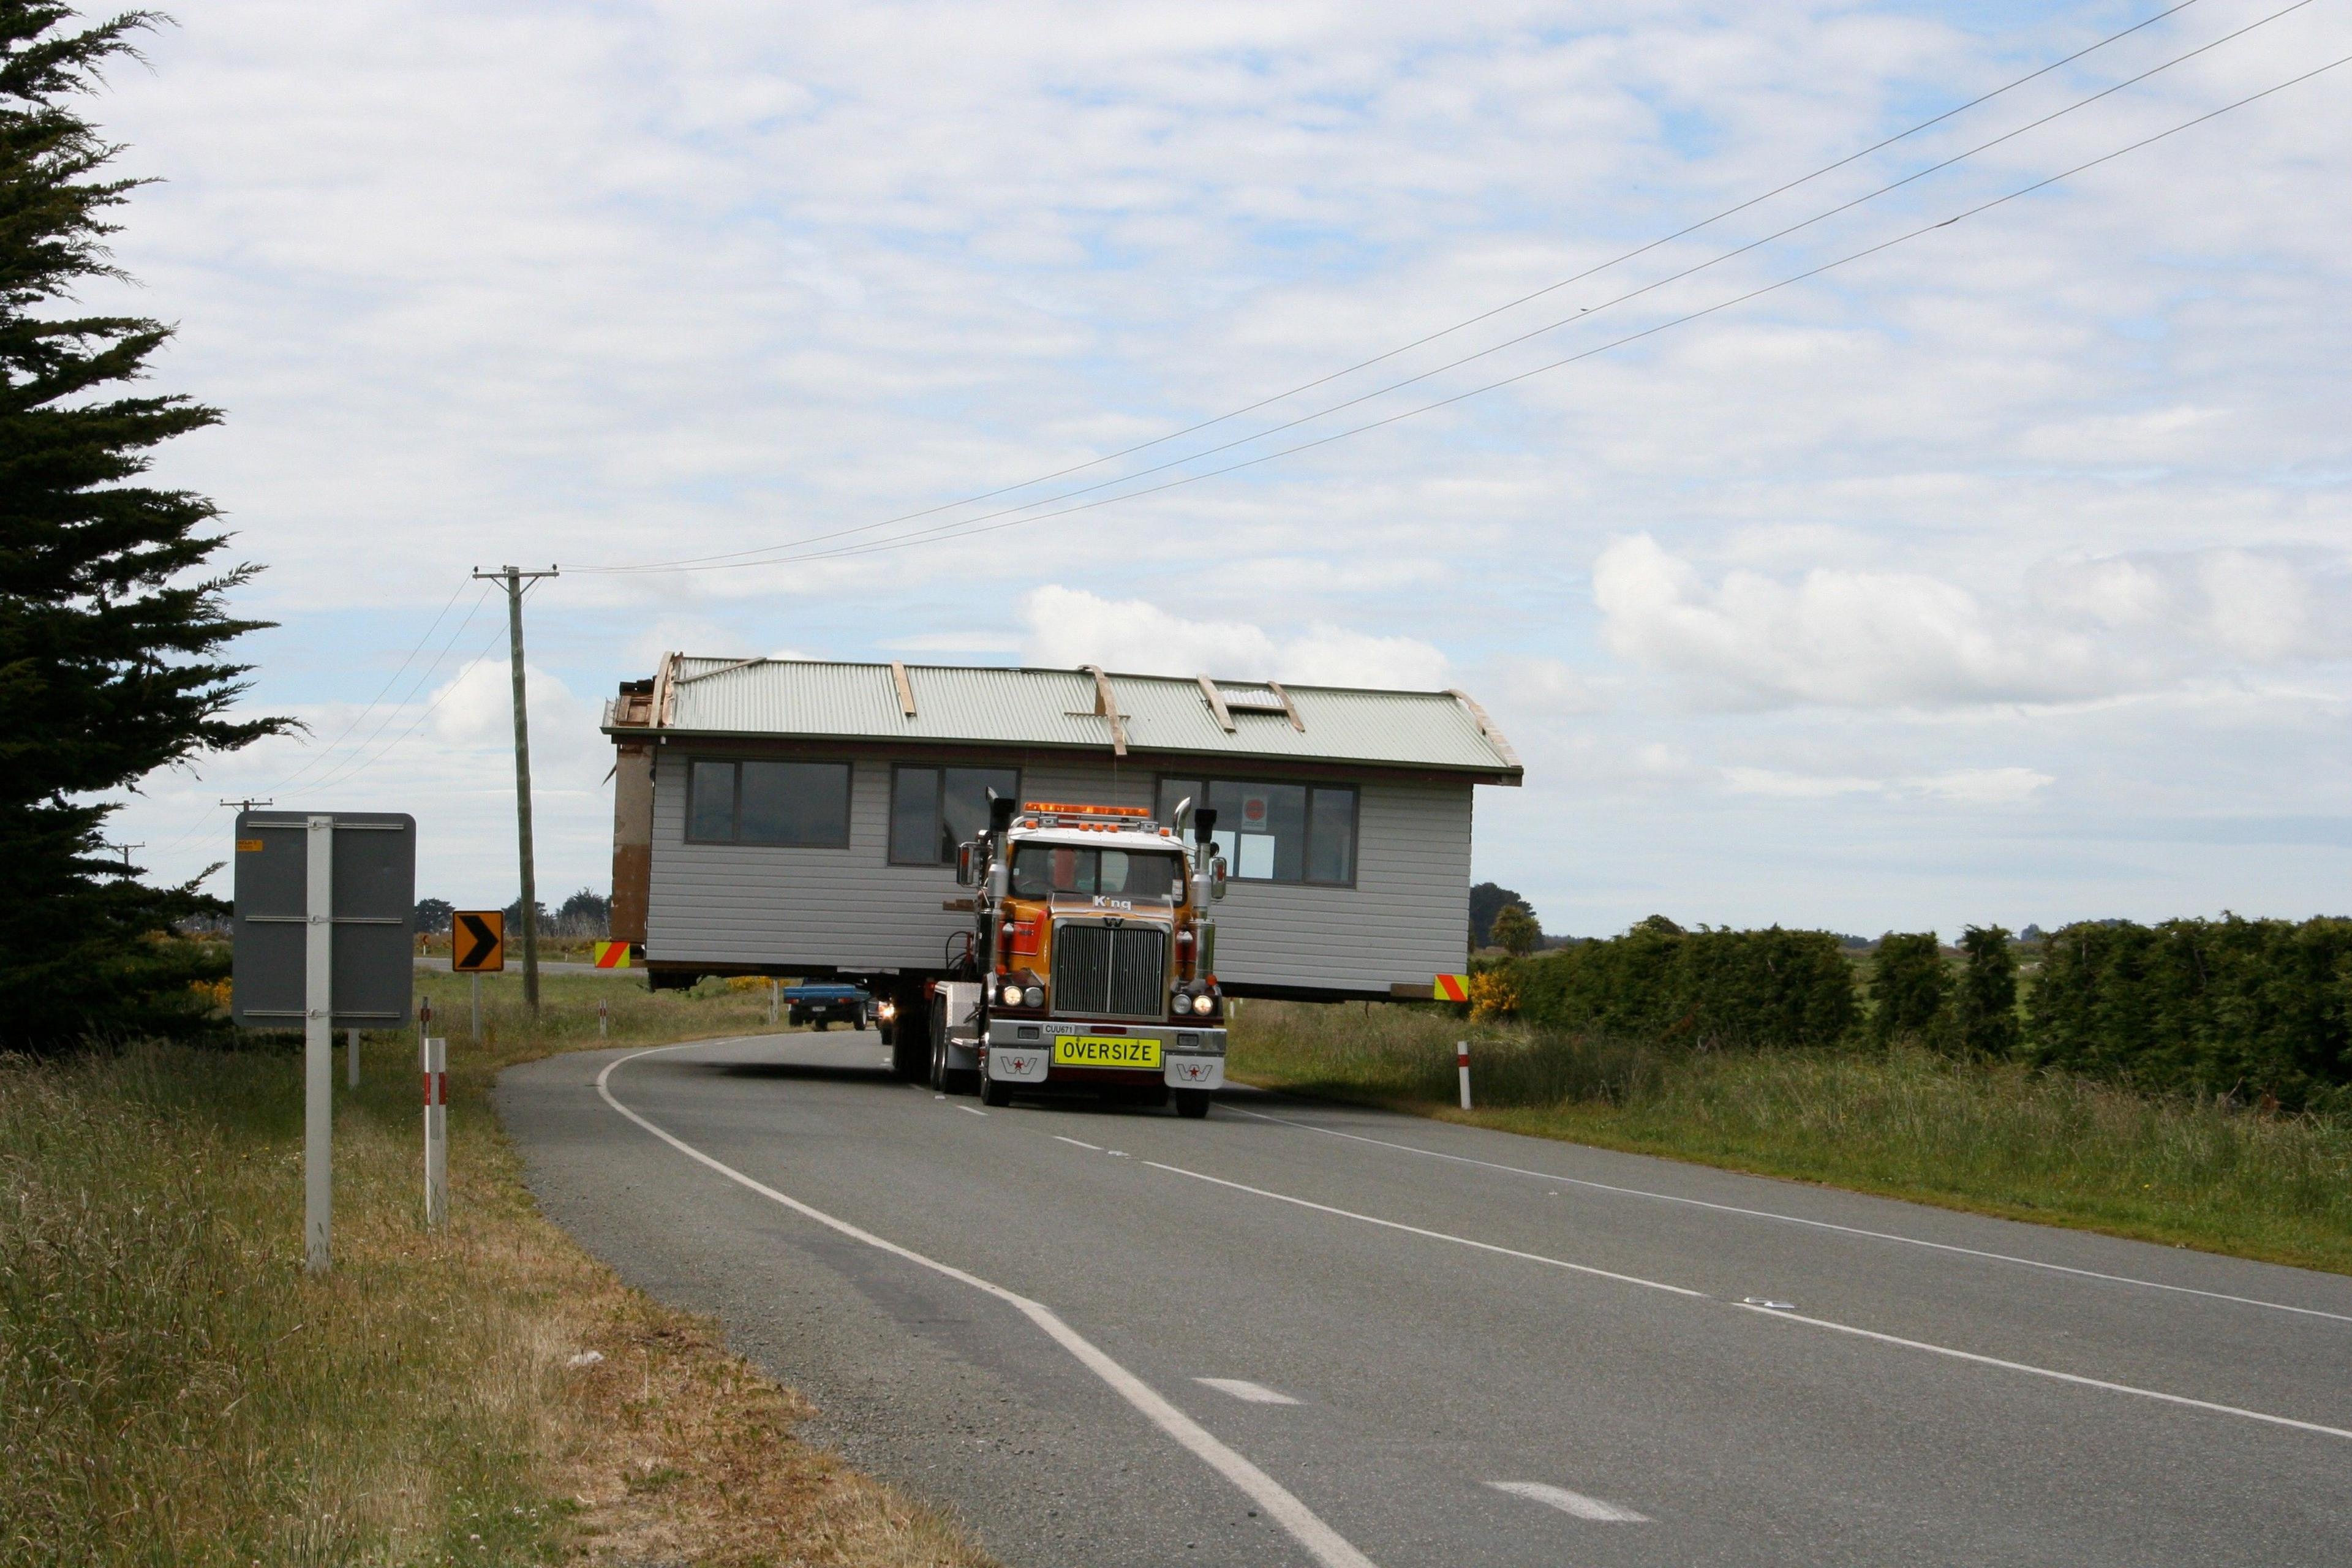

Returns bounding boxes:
[83,0,2352,940]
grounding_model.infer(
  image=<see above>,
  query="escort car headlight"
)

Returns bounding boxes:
[1190,992,1215,1016]
[1023,984,1044,1008]
[1000,984,1022,1007]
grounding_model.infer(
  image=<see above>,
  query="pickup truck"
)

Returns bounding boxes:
[781,982,871,1030]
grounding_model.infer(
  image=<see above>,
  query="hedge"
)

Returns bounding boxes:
[1486,916,1857,1049]
[2026,915,2352,1109]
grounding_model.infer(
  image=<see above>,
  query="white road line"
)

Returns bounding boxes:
[597,1045,1379,1568]
[1150,1152,2352,1446]
[1055,1135,1104,1151]
[960,1106,988,1117]
[1197,1378,1303,1406]
[1233,1107,2352,1325]
[1486,1481,1650,1522]
[1144,1161,1707,1299]
[1735,1303,2352,1442]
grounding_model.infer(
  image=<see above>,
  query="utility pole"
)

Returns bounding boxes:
[100,842,144,874]
[472,564,558,1015]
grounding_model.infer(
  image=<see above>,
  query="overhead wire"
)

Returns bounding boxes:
[584,1,2329,576]
[636,51,2352,573]
[571,0,2220,575]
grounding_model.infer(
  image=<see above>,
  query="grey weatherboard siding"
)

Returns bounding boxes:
[644,748,1472,996]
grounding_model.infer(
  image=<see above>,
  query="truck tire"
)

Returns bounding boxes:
[979,1069,1012,1107]
[928,998,949,1091]
[1174,1089,1210,1119]
[890,1022,924,1079]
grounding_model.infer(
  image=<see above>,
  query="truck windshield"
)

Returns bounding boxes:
[1011,845,1183,901]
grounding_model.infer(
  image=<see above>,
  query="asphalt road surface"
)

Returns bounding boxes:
[500,1031,2352,1567]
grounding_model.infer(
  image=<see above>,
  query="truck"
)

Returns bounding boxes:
[780,981,871,1030]
[895,796,1231,1118]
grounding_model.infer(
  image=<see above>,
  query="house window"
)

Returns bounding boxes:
[889,765,1021,864]
[687,759,851,847]
[1155,777,1358,886]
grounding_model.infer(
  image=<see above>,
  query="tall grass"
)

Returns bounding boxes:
[1227,1001,2352,1275]
[1,986,986,1568]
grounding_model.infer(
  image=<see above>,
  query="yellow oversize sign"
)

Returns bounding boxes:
[1433,973,1470,1003]
[592,940,631,969]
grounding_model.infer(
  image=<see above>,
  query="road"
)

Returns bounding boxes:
[500,1031,2352,1567]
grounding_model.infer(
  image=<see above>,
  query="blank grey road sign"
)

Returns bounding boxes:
[232,812,415,1030]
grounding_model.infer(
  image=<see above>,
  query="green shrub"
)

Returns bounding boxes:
[1955,925,2021,1058]
[2026,915,2352,1109]
[1498,916,1858,1049]
[1870,932,1947,1046]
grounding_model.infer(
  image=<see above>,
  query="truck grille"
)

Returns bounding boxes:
[1051,924,1167,1020]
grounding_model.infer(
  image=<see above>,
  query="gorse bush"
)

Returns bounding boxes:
[2027,914,2352,1110]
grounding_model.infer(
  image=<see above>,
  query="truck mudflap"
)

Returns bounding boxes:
[1163,1054,1224,1091]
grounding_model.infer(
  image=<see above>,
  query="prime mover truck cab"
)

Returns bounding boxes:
[922,797,1229,1117]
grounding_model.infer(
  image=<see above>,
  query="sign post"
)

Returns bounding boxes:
[304,816,334,1272]
[346,1027,361,1088]
[421,1034,448,1228]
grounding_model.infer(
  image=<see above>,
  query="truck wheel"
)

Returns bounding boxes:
[928,1000,949,1091]
[980,1071,1012,1107]
[891,1023,924,1079]
[1174,1090,1210,1119]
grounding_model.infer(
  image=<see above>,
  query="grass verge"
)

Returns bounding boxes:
[1227,1000,2352,1276]
[1,980,992,1568]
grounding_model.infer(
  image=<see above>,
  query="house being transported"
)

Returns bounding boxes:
[603,657,1521,1019]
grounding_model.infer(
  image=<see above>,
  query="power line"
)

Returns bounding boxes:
[587,0,2316,579]
[643,51,2352,574]
[571,0,2220,575]
[263,575,473,794]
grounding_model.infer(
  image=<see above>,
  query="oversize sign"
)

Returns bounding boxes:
[1433,973,1471,1003]
[591,940,631,968]
[232,812,415,1030]
[453,910,506,972]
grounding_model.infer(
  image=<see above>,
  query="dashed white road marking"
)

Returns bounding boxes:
[1735,1303,2352,1442]
[1055,1134,1104,1151]
[960,1106,988,1117]
[1234,1107,2352,1325]
[1487,1481,1650,1522]
[1149,1158,2352,1444]
[1197,1378,1303,1405]
[598,1044,1380,1568]
[1145,1160,1706,1298]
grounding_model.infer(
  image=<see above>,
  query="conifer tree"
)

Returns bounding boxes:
[1954,925,2021,1057]
[1869,932,1947,1046]
[0,6,285,1044]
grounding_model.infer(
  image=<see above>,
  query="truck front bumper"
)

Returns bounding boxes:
[984,1019,1227,1090]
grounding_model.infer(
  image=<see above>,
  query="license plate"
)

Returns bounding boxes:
[1052,1035,1163,1069]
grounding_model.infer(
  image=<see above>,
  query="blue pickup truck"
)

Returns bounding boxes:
[782,982,871,1030]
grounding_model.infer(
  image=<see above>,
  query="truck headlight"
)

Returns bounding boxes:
[1190,992,1214,1016]
[1023,984,1044,1008]
[1000,984,1022,1006]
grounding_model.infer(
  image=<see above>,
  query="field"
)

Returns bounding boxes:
[1226,1000,2352,1276]
[0,975,990,1568]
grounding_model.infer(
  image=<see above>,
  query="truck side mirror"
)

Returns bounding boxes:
[1210,855,1228,901]
[955,842,976,886]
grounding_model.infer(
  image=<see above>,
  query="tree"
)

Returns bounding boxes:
[413,897,454,934]
[0,7,285,1044]
[554,887,609,937]
[1870,932,1947,1046]
[1467,881,1525,949]
[1954,925,2021,1057]
[1489,902,1540,957]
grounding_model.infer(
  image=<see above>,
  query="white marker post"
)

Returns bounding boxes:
[1457,1040,1472,1111]
[598,997,608,1038]
[421,1034,448,1228]
[305,815,334,1273]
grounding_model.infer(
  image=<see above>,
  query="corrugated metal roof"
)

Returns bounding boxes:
[616,657,1521,780]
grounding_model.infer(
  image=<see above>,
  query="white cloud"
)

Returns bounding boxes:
[1722,764,2051,805]
[1018,585,1450,688]
[1597,535,2349,710]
